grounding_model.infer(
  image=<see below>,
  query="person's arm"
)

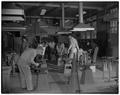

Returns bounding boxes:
[68,44,72,54]
[61,44,65,55]
[73,38,79,51]
[31,50,39,66]
[76,41,80,50]
[56,45,59,52]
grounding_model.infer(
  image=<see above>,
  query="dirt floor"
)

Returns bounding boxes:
[2,59,118,94]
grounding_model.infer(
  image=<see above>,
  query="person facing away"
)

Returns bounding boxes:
[68,35,80,60]
[17,44,41,91]
[56,42,65,56]
[90,40,99,64]
[20,36,29,55]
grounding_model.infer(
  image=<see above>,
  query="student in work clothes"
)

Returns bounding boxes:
[68,35,80,60]
[17,47,42,91]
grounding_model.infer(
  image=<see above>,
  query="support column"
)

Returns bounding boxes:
[61,3,65,29]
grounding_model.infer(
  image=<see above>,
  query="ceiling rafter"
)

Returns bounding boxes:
[26,16,78,20]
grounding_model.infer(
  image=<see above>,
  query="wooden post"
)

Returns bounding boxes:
[108,59,112,82]
[71,54,80,93]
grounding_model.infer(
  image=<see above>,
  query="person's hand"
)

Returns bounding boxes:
[34,63,39,67]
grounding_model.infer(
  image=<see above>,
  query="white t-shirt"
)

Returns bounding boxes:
[38,44,46,55]
[69,36,79,53]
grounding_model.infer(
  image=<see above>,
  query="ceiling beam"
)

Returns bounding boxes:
[17,3,103,10]
[26,16,77,20]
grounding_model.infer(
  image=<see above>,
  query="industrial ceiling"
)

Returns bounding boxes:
[2,2,118,19]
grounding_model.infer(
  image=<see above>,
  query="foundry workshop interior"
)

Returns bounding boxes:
[1,1,119,94]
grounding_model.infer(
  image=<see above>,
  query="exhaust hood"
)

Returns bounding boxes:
[71,23,94,31]
[71,2,94,32]
[2,9,24,16]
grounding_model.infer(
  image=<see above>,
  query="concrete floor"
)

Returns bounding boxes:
[2,60,118,94]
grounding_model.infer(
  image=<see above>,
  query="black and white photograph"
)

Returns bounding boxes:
[1,1,119,94]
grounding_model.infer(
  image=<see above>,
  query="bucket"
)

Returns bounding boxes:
[90,65,96,72]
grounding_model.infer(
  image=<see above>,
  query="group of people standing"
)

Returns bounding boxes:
[16,34,98,91]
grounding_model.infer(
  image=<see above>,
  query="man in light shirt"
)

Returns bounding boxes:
[38,41,48,56]
[68,35,80,60]
[17,45,42,91]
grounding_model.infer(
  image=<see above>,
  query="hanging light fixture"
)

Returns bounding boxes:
[71,2,94,32]
[2,3,25,21]
[40,9,46,15]
[2,3,26,32]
